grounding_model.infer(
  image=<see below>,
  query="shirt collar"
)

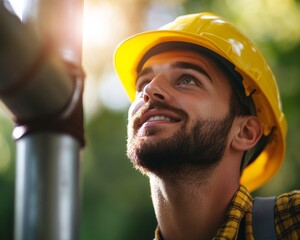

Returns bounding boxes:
[213,185,253,239]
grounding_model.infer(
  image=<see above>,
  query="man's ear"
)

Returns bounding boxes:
[231,116,263,151]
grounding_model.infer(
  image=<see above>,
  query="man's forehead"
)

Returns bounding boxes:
[140,50,215,70]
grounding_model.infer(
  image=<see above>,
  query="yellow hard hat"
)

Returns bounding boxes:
[114,12,287,192]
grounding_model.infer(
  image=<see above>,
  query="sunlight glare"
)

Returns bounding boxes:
[8,0,24,19]
[83,2,115,47]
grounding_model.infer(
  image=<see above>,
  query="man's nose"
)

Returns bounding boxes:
[143,75,171,103]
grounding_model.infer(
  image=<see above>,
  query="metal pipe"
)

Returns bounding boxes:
[22,0,83,64]
[0,1,74,120]
[15,133,80,240]
[0,1,84,239]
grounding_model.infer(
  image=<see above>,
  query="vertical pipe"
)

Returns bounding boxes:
[10,0,84,239]
[15,134,80,240]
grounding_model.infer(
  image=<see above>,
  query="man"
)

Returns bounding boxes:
[114,12,300,239]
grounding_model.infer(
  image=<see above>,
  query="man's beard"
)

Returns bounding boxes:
[126,102,234,177]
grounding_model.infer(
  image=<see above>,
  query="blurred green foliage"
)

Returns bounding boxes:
[1,0,300,239]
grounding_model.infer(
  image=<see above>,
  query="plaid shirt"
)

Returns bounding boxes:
[154,185,300,240]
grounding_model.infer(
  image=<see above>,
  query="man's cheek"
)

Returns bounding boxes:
[128,98,144,118]
[127,116,138,140]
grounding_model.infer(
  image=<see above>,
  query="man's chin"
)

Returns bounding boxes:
[127,134,185,176]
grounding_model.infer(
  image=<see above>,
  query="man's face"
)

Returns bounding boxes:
[126,50,235,176]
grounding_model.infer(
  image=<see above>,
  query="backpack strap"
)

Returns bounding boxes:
[252,196,277,240]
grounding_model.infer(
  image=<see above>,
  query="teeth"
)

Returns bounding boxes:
[148,116,172,122]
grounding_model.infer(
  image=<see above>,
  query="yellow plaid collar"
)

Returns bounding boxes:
[213,185,253,240]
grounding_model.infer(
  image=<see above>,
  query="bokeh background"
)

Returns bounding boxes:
[1,0,300,239]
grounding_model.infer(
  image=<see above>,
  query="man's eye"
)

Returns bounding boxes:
[179,75,197,85]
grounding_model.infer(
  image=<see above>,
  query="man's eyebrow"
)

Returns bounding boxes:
[136,61,212,81]
[171,61,212,81]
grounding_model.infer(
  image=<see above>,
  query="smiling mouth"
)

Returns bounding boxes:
[144,115,181,125]
[148,115,174,122]
[133,114,181,132]
[133,102,185,130]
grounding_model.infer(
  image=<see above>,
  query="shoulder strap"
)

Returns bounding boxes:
[252,196,277,240]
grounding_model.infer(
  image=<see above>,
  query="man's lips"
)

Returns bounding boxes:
[139,109,181,127]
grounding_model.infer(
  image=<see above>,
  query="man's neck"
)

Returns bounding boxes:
[149,166,239,240]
